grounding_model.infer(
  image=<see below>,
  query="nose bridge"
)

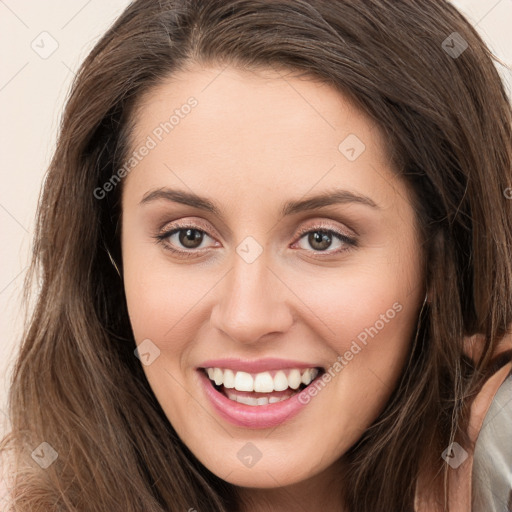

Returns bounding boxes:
[210,249,293,344]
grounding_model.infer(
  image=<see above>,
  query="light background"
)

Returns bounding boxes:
[1,0,511,434]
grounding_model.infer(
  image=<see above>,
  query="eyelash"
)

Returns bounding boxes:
[153,221,358,259]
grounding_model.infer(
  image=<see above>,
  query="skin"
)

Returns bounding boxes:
[121,63,426,512]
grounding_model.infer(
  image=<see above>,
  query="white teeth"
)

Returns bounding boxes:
[223,369,235,389]
[288,369,302,389]
[224,388,291,406]
[237,395,259,406]
[213,368,223,386]
[254,372,274,393]
[273,371,289,391]
[234,371,254,392]
[205,366,320,392]
[301,368,319,386]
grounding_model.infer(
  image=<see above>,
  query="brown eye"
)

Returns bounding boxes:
[306,231,334,251]
[177,228,205,249]
[154,222,218,257]
[293,224,358,256]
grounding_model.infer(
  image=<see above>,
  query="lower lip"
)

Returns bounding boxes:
[198,370,318,429]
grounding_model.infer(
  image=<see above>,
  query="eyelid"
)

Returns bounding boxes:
[157,218,218,239]
[293,218,356,239]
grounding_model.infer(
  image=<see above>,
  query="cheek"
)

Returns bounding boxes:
[124,276,177,364]
[124,269,204,366]
[121,227,206,347]
[306,280,413,396]
[295,255,415,352]
[294,248,420,426]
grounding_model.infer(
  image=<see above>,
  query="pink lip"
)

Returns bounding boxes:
[197,357,322,373]
[197,369,318,429]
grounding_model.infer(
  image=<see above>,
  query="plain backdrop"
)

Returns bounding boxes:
[1,0,511,435]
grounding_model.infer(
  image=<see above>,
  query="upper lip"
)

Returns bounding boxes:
[197,358,324,373]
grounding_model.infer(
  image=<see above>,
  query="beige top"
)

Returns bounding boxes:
[415,332,512,511]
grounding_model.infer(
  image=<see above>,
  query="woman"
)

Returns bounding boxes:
[1,1,511,510]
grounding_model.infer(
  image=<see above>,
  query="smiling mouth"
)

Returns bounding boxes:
[202,366,325,406]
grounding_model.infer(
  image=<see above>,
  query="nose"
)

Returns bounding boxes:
[210,255,294,345]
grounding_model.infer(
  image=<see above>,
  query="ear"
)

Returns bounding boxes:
[463,329,512,365]
[462,332,486,364]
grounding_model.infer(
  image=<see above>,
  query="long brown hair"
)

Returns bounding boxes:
[2,1,511,510]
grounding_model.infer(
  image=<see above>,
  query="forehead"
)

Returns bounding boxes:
[130,63,385,155]
[122,63,407,216]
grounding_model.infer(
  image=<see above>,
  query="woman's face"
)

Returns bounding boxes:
[121,63,425,489]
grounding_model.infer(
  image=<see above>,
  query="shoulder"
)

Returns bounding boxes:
[472,368,512,512]
[414,346,512,512]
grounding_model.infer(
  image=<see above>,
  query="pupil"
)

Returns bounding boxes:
[180,228,203,248]
[310,231,331,251]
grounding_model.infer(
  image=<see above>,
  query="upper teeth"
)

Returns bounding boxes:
[206,367,319,392]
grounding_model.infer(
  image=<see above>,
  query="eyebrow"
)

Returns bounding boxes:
[139,187,380,217]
